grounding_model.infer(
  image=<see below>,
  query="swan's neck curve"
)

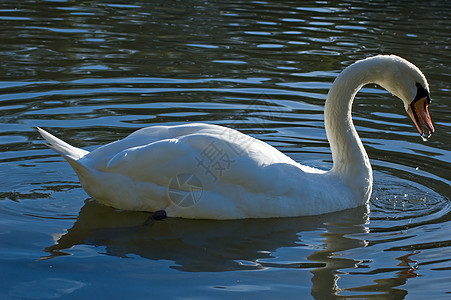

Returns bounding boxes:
[324,59,378,201]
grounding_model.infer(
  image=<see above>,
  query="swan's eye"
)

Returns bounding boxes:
[414,83,431,103]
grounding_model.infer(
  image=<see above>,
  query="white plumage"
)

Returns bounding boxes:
[38,55,434,219]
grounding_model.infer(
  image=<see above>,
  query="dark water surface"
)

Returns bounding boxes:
[1,0,450,299]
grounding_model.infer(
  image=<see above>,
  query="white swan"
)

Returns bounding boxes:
[37,55,435,219]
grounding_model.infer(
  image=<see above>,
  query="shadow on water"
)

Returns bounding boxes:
[41,200,419,297]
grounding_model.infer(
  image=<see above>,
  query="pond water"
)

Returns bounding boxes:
[1,0,450,298]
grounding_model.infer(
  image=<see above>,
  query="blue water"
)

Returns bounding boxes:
[1,1,450,299]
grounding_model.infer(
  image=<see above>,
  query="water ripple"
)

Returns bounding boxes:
[0,0,450,298]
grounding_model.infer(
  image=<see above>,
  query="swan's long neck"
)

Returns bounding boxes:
[324,59,377,201]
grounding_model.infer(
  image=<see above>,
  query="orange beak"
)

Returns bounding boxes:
[407,96,435,137]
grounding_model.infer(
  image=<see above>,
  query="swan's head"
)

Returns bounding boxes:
[372,55,435,138]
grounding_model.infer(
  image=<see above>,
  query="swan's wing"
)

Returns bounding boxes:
[93,123,298,192]
[86,124,211,160]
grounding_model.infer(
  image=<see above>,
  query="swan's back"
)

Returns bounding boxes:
[40,123,350,219]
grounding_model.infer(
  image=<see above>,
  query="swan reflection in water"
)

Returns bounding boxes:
[41,200,417,297]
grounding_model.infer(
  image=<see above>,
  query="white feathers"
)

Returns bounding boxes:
[37,55,429,219]
[37,127,88,160]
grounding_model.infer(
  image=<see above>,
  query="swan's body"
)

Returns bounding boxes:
[38,55,434,219]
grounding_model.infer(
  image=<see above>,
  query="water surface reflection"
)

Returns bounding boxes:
[42,201,423,297]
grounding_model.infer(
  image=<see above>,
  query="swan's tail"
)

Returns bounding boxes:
[37,127,89,161]
[37,127,98,200]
